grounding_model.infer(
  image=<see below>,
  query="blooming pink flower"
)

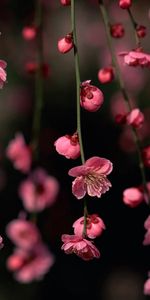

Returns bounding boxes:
[68,156,113,199]
[60,0,70,5]
[136,25,146,38]
[7,243,54,283]
[6,219,41,250]
[98,67,114,84]
[123,187,144,207]
[119,0,132,9]
[80,80,104,112]
[6,133,32,173]
[144,277,150,295]
[119,49,150,67]
[22,26,37,40]
[0,60,7,89]
[110,23,125,38]
[58,33,73,54]
[19,168,59,212]
[54,132,80,159]
[142,146,150,168]
[61,234,100,260]
[126,108,144,128]
[73,214,105,239]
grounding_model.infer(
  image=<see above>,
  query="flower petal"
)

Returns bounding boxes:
[72,176,86,199]
[85,156,113,175]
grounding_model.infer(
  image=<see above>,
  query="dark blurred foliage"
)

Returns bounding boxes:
[0,0,149,299]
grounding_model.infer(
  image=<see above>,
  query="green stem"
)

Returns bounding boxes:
[98,0,150,205]
[71,0,88,236]
[127,8,140,47]
[31,0,44,160]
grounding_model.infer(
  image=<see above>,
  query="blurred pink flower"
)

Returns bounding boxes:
[7,244,54,283]
[60,0,70,5]
[144,277,150,295]
[80,80,104,112]
[6,219,41,250]
[54,132,80,159]
[61,234,100,260]
[73,214,105,239]
[120,49,150,67]
[136,25,146,38]
[142,146,150,168]
[126,108,144,128]
[6,133,32,173]
[0,236,4,249]
[119,0,132,9]
[143,215,150,246]
[123,187,144,207]
[68,156,113,199]
[19,168,59,212]
[110,23,125,38]
[0,60,7,89]
[98,67,114,84]
[22,26,37,40]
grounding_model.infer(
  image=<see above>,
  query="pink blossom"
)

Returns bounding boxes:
[98,67,114,84]
[6,133,32,173]
[54,132,80,159]
[68,156,113,199]
[144,277,150,295]
[73,214,105,239]
[110,23,125,38]
[119,49,150,67]
[0,60,7,89]
[7,244,54,283]
[142,146,150,168]
[22,26,37,40]
[136,25,146,38]
[126,108,144,128]
[80,80,104,112]
[60,0,70,5]
[58,33,73,54]
[119,0,132,9]
[19,168,59,212]
[123,187,144,207]
[61,234,100,260]
[6,219,41,250]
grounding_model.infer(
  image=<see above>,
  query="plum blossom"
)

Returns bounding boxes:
[61,234,100,261]
[110,23,125,38]
[19,168,59,212]
[0,60,7,89]
[143,215,150,246]
[126,108,144,128]
[54,132,80,159]
[80,80,104,112]
[6,133,32,173]
[119,49,150,67]
[123,187,144,207]
[7,243,54,283]
[136,25,146,38]
[68,156,113,199]
[58,33,73,54]
[6,219,41,250]
[73,214,105,239]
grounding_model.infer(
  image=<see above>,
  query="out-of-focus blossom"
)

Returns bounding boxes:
[60,0,70,5]
[68,156,113,199]
[0,60,7,89]
[126,108,144,128]
[119,0,132,9]
[110,23,125,38]
[136,25,146,38]
[6,219,41,250]
[58,33,73,54]
[22,26,37,41]
[6,133,32,173]
[144,276,150,295]
[143,215,150,246]
[0,236,4,249]
[25,62,50,78]
[119,49,150,67]
[19,168,59,212]
[123,187,144,207]
[98,67,114,84]
[54,132,80,159]
[80,80,104,112]
[61,234,100,260]
[7,244,54,283]
[73,214,105,239]
[142,146,150,168]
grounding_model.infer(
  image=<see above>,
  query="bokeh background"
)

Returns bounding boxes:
[0,0,150,299]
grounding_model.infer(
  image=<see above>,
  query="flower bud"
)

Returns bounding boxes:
[110,23,125,38]
[58,33,73,54]
[119,0,132,9]
[98,67,114,84]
